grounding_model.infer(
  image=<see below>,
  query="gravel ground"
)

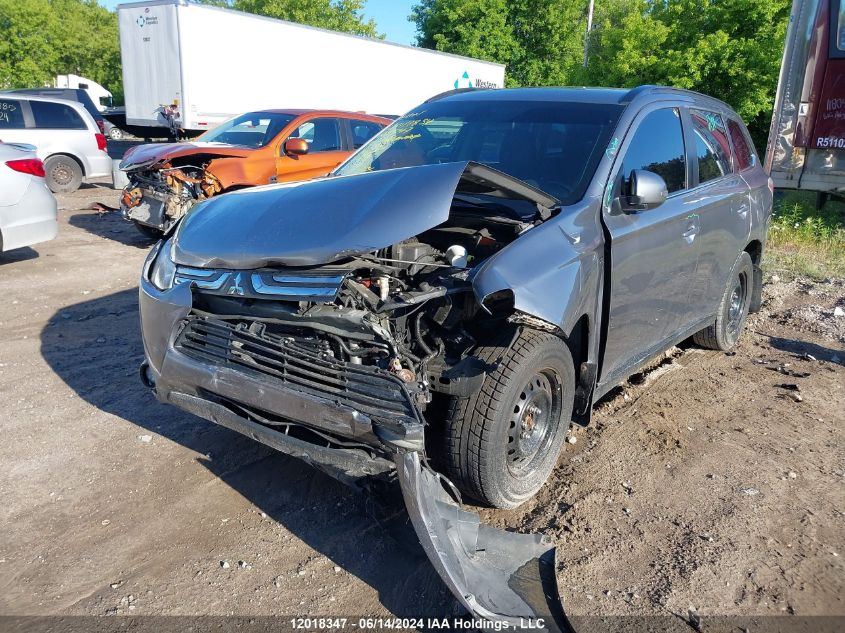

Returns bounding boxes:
[0,180,842,627]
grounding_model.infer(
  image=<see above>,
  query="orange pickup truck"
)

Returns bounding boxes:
[118,109,391,237]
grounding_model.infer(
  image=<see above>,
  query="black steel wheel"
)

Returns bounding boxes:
[507,370,563,476]
[442,328,575,509]
[694,251,753,351]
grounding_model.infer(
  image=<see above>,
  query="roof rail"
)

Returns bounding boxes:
[424,87,491,103]
[619,85,660,104]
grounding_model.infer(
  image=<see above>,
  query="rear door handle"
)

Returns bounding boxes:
[736,202,749,219]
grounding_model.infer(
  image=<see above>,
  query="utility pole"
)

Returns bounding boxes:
[583,0,595,68]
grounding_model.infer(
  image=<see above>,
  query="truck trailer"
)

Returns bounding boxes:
[117,0,505,134]
[766,0,845,199]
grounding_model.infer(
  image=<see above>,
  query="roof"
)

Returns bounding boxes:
[428,85,737,112]
[239,109,392,121]
[0,93,87,109]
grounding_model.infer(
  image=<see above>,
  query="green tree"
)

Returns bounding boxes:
[228,0,381,37]
[580,0,790,149]
[412,0,587,87]
[0,0,122,101]
[413,0,790,149]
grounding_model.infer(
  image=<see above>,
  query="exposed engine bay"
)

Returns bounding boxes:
[121,156,224,233]
[175,169,557,448]
[118,142,254,234]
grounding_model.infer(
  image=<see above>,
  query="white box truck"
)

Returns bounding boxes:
[117,0,505,133]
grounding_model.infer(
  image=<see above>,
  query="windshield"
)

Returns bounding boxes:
[198,112,295,148]
[335,99,623,203]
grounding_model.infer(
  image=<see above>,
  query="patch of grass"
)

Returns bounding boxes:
[764,191,845,280]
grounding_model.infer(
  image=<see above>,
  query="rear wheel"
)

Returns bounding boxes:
[693,251,753,351]
[108,126,124,141]
[44,155,83,193]
[442,329,575,509]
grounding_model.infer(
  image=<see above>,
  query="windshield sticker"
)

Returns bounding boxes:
[605,137,620,159]
[604,183,614,209]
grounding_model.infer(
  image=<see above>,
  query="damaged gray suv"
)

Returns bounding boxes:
[138,86,771,628]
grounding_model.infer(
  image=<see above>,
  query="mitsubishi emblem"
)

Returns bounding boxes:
[228,273,245,296]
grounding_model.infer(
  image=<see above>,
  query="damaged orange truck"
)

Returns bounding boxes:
[119,110,390,237]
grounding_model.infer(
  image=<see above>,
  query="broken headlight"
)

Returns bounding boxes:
[148,239,176,291]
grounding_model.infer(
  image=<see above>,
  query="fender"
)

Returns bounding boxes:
[470,199,606,404]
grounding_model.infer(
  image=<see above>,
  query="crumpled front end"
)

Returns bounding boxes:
[121,162,223,233]
[119,143,249,233]
[138,162,572,630]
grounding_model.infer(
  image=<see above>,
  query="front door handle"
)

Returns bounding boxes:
[736,202,749,219]
[682,224,698,244]
[683,214,700,245]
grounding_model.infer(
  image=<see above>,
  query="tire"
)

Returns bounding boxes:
[133,222,163,241]
[693,251,753,351]
[108,126,124,141]
[442,328,575,509]
[44,155,83,193]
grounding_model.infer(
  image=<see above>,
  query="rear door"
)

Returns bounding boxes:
[682,108,751,319]
[600,104,699,386]
[274,117,348,183]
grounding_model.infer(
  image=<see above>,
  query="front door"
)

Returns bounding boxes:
[600,106,700,387]
[274,117,349,183]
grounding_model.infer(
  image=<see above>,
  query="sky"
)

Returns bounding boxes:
[97,1,418,44]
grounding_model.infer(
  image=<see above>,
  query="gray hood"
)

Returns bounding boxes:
[172,162,468,269]
[172,161,558,269]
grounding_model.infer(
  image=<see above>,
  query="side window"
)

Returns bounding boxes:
[350,120,383,149]
[0,98,26,129]
[690,109,732,184]
[30,101,86,130]
[290,118,341,152]
[727,118,755,171]
[621,108,687,193]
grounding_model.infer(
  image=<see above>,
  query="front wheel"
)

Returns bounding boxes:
[693,251,753,351]
[442,329,575,509]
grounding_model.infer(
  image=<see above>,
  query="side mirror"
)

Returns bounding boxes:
[624,169,667,212]
[284,137,309,156]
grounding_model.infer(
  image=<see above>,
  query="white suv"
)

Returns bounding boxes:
[0,94,111,193]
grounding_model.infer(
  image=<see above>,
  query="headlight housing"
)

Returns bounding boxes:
[148,239,176,291]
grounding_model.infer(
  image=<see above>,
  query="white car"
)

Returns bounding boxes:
[0,94,111,193]
[0,143,58,253]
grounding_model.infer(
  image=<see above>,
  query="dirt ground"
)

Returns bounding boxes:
[0,179,842,627]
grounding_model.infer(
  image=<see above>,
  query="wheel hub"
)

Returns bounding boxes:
[508,371,561,474]
[727,275,746,335]
[51,163,71,185]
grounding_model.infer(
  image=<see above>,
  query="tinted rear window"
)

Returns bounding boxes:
[31,101,87,130]
[727,118,755,171]
[0,98,25,129]
[690,109,732,184]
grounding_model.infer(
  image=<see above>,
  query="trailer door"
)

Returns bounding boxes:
[119,4,183,128]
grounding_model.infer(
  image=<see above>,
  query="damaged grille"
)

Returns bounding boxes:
[175,266,345,301]
[175,316,419,427]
